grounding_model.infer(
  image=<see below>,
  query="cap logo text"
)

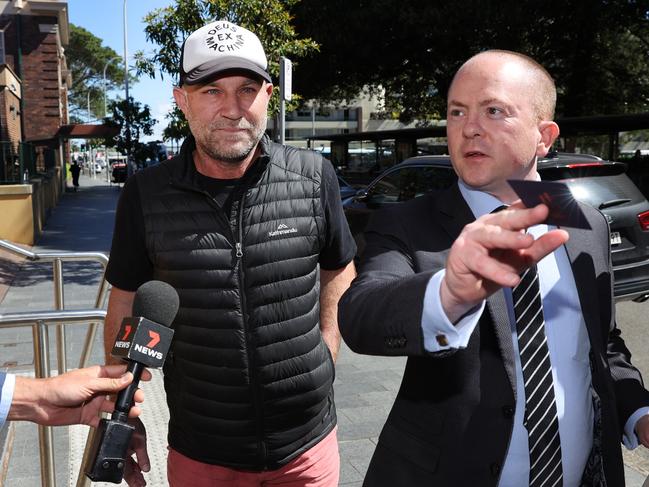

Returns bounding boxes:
[205,23,245,53]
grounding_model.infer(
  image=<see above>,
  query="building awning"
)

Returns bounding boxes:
[308,126,447,143]
[308,113,649,142]
[57,124,119,139]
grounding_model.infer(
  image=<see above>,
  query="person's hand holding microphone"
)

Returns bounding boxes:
[84,280,178,485]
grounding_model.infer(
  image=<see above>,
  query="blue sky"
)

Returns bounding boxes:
[67,0,178,141]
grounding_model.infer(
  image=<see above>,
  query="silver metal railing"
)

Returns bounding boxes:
[0,239,112,487]
[0,239,110,369]
[0,310,107,487]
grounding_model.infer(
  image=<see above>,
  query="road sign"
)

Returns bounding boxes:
[280,57,292,102]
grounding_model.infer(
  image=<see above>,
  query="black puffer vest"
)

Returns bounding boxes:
[135,135,336,470]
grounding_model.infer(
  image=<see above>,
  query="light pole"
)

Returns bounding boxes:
[103,55,121,183]
[123,0,132,173]
[103,56,121,117]
[123,0,129,102]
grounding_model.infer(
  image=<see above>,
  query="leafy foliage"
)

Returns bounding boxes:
[104,98,157,162]
[292,0,649,122]
[136,0,319,139]
[162,106,189,142]
[66,24,131,120]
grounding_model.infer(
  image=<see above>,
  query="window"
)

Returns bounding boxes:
[0,31,6,65]
[366,170,401,204]
[366,166,457,205]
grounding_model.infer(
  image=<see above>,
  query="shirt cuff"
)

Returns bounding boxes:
[421,269,485,352]
[0,373,15,426]
[623,407,649,449]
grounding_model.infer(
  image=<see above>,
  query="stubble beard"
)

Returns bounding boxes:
[191,114,268,165]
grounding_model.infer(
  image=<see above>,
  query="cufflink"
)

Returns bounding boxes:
[436,335,449,347]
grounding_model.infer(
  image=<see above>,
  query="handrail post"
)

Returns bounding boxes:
[53,258,67,374]
[33,321,56,487]
[78,275,109,368]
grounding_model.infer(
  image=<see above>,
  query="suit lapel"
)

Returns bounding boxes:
[436,184,519,396]
[562,208,602,348]
[435,184,473,235]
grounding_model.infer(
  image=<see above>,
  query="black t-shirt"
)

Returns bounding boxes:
[106,156,356,291]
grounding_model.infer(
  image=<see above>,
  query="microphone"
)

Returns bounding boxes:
[84,280,179,483]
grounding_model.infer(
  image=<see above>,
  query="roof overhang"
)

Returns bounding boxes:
[57,124,120,139]
[308,113,649,142]
[22,1,69,45]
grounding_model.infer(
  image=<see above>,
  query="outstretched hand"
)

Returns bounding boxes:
[441,203,569,323]
[9,364,151,427]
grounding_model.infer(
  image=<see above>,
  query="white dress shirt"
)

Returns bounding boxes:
[0,372,15,426]
[421,179,647,486]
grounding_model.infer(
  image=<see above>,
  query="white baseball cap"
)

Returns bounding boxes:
[180,20,271,85]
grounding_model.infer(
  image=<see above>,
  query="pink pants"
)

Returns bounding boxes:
[167,427,339,487]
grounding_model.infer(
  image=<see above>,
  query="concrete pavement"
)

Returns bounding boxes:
[0,172,647,486]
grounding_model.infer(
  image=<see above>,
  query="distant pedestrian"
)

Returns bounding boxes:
[70,161,81,192]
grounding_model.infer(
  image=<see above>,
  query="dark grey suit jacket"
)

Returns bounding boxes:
[339,183,649,486]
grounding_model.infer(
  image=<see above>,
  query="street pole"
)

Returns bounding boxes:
[86,91,93,177]
[123,0,132,172]
[123,0,129,103]
[103,56,121,117]
[279,57,292,146]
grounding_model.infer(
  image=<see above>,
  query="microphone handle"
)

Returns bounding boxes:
[113,360,145,422]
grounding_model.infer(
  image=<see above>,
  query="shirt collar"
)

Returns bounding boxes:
[458,180,506,219]
[457,173,541,219]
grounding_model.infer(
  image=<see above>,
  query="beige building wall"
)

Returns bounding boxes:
[0,184,33,244]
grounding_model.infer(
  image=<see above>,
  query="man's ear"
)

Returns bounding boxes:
[264,82,273,99]
[536,121,560,157]
[173,87,189,116]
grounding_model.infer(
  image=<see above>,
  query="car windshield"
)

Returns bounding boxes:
[539,163,640,208]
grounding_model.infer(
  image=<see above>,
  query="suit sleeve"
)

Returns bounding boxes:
[339,204,454,357]
[589,208,649,427]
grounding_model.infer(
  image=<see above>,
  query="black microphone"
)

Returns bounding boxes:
[84,280,179,483]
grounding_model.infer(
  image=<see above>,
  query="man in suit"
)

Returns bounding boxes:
[338,50,649,486]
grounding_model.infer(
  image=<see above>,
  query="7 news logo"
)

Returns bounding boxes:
[114,324,164,360]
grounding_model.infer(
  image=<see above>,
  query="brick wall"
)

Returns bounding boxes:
[20,15,63,142]
[0,89,22,146]
[0,13,68,146]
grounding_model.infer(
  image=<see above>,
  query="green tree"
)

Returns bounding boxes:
[291,0,649,122]
[104,98,157,163]
[162,106,189,143]
[66,24,132,121]
[136,0,319,138]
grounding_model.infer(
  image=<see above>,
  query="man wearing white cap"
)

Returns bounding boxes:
[103,20,356,487]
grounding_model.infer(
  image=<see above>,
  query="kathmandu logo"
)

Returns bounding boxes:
[268,223,298,238]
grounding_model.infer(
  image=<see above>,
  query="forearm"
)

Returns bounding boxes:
[320,262,356,363]
[339,270,436,356]
[8,376,46,422]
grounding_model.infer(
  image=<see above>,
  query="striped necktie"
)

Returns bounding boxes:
[513,265,563,487]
